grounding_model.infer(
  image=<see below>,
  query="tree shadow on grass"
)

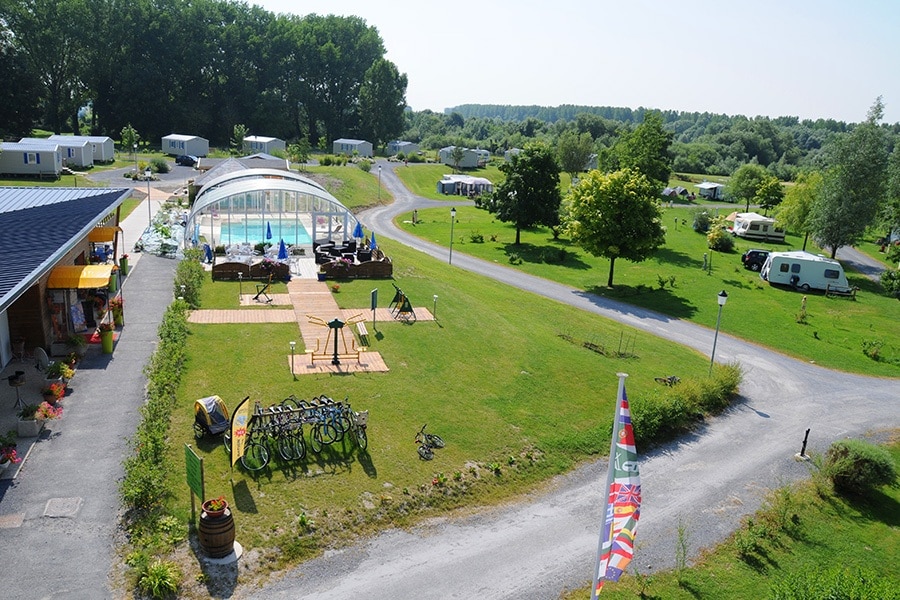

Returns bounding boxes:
[583,284,698,320]
[500,242,592,270]
[653,246,706,269]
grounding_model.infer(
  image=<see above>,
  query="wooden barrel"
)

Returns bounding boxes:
[198,509,235,558]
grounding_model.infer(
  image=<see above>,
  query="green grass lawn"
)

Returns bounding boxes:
[563,441,900,599]
[397,205,900,376]
[173,239,721,563]
[301,164,391,210]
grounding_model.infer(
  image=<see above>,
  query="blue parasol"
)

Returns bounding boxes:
[277,239,288,260]
[266,221,272,240]
[353,221,364,240]
[369,231,377,250]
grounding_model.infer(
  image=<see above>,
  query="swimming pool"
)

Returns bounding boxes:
[219,219,312,245]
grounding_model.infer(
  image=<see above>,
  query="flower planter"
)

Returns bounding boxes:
[113,310,124,327]
[317,272,327,281]
[201,498,229,518]
[108,273,118,293]
[119,257,129,276]
[18,418,42,438]
[100,329,114,354]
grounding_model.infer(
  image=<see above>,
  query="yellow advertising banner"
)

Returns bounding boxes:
[230,396,251,467]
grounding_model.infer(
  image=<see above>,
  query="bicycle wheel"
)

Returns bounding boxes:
[427,433,445,449]
[309,425,323,453]
[278,433,297,461]
[223,432,231,453]
[281,396,299,410]
[355,427,368,451]
[335,413,352,436]
[318,420,338,445]
[241,441,269,471]
[417,444,433,460]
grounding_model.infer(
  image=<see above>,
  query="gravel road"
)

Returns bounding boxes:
[239,162,898,600]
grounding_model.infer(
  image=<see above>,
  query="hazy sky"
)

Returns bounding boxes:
[255,0,900,124]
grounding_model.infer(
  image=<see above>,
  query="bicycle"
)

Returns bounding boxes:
[348,409,368,450]
[415,424,444,460]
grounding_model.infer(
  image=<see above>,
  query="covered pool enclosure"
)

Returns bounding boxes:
[184,168,360,252]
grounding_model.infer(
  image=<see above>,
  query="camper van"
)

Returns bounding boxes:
[731,212,785,242]
[760,251,849,292]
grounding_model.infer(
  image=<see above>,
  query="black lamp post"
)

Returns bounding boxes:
[449,207,456,264]
[145,167,152,225]
[289,341,296,378]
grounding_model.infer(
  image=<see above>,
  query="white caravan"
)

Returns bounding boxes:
[760,251,849,292]
[731,212,785,242]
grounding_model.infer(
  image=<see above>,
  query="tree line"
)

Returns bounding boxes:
[0,0,407,149]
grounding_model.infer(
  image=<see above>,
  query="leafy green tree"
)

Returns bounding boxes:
[728,163,768,212]
[557,130,594,182]
[358,58,408,152]
[755,175,784,215]
[492,142,561,245]
[877,147,900,240]
[0,36,42,137]
[613,112,673,187]
[231,124,249,155]
[565,168,666,287]
[449,145,466,173]
[775,171,822,251]
[120,124,140,155]
[287,139,311,168]
[811,97,889,258]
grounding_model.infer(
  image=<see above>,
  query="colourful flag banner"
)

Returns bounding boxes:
[230,396,251,467]
[592,374,641,598]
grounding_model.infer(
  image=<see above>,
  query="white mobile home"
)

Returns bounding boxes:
[696,181,725,200]
[49,135,115,162]
[22,137,92,168]
[439,146,490,169]
[0,141,62,178]
[387,140,420,155]
[332,138,373,157]
[162,134,209,157]
[760,251,849,292]
[731,212,785,242]
[436,174,494,196]
[243,136,285,155]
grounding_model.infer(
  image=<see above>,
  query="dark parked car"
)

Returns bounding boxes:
[741,249,770,271]
[175,155,198,167]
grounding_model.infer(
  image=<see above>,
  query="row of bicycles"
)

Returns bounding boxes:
[225,395,368,471]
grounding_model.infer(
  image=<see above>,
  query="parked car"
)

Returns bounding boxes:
[175,155,198,167]
[741,249,769,271]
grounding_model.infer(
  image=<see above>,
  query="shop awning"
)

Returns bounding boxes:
[47,265,113,289]
[88,226,122,243]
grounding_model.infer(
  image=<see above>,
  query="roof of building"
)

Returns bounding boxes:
[21,137,89,148]
[695,181,725,189]
[244,136,282,143]
[2,141,60,152]
[163,133,208,142]
[0,187,130,312]
[48,134,113,143]
[333,138,369,145]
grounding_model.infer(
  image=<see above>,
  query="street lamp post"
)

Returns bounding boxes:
[449,207,456,265]
[133,143,138,176]
[238,272,243,302]
[377,164,382,201]
[145,167,152,226]
[432,294,438,319]
[709,290,728,375]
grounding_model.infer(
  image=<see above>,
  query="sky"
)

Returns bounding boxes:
[254,0,900,124]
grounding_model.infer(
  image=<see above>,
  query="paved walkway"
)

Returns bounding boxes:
[0,194,176,598]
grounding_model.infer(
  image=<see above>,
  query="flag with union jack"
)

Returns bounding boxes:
[592,379,641,598]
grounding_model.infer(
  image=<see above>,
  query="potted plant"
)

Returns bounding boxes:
[41,381,66,405]
[98,321,115,354]
[17,404,43,437]
[0,430,20,470]
[66,334,88,358]
[46,361,74,383]
[202,496,229,518]
[109,296,124,326]
[36,401,63,420]
[119,253,129,276]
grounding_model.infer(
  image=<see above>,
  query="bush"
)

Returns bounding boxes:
[880,268,900,299]
[138,559,181,599]
[173,249,204,308]
[707,226,735,252]
[824,438,897,495]
[357,159,372,172]
[150,157,170,174]
[320,155,333,166]
[692,210,711,233]
[469,231,484,243]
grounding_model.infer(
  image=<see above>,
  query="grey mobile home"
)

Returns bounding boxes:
[0,142,62,178]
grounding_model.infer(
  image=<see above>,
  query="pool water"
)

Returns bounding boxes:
[220,219,312,245]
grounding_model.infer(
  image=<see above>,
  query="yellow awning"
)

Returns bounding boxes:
[88,226,122,243]
[47,265,113,289]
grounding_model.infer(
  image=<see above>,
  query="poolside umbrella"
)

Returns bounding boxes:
[277,239,288,260]
[352,221,364,240]
[369,231,377,250]
[266,221,272,240]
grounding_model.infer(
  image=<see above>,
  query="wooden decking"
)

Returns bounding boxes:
[187,280,434,375]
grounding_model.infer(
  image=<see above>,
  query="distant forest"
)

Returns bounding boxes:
[397,103,900,179]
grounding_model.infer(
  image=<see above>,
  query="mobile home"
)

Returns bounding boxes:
[22,136,92,168]
[0,141,62,178]
[332,138,373,157]
[162,134,209,157]
[243,136,285,155]
[731,212,785,242]
[439,146,490,169]
[49,135,115,162]
[760,251,849,292]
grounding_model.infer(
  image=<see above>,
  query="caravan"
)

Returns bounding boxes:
[731,212,785,242]
[760,251,849,292]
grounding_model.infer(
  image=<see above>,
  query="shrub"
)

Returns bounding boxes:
[824,438,897,496]
[692,210,711,233]
[173,249,204,308]
[469,231,484,243]
[880,268,900,299]
[320,154,333,166]
[357,159,372,172]
[138,559,181,599]
[707,226,735,252]
[150,157,170,174]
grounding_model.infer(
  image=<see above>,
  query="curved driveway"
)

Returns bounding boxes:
[244,162,898,600]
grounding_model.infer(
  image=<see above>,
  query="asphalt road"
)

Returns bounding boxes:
[238,162,899,599]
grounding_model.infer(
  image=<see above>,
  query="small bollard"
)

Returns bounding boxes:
[795,428,811,461]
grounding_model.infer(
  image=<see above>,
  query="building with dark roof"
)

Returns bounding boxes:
[1,187,130,364]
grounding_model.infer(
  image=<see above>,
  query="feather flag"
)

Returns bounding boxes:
[592,374,641,598]
[230,396,251,468]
